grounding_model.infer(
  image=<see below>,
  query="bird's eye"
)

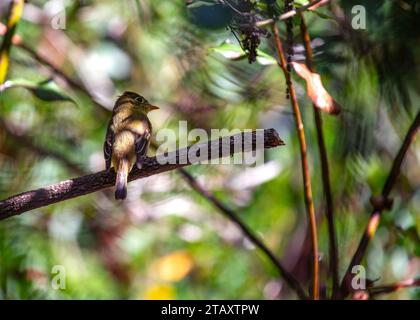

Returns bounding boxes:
[135,96,145,103]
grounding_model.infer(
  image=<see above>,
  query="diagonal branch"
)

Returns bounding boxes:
[179,169,307,299]
[3,34,308,299]
[271,24,319,299]
[0,120,142,219]
[3,122,307,298]
[17,42,110,113]
[0,23,110,113]
[0,129,283,219]
[340,110,420,298]
[1,120,86,176]
[2,127,307,297]
[256,0,329,28]
[369,278,420,297]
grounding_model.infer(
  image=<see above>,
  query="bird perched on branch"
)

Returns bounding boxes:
[104,91,159,200]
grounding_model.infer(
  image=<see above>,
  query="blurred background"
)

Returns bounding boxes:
[0,0,419,299]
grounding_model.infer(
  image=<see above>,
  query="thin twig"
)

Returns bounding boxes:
[299,15,339,298]
[2,117,137,285]
[271,23,319,299]
[0,24,110,112]
[178,169,307,299]
[1,128,301,296]
[17,43,110,112]
[1,120,86,176]
[6,38,307,299]
[1,120,139,218]
[256,0,328,28]
[340,110,420,297]
[218,0,244,15]
[369,278,420,297]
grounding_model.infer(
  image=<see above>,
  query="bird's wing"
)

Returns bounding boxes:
[127,116,152,170]
[135,131,150,170]
[103,119,115,171]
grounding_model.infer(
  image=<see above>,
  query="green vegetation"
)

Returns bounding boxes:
[0,0,419,300]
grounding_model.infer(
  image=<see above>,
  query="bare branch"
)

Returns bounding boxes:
[0,24,110,113]
[0,129,284,220]
[271,24,319,299]
[299,15,339,298]
[179,169,307,300]
[1,120,86,175]
[369,278,420,297]
[1,20,304,299]
[340,110,420,297]
[256,0,329,28]
[17,42,110,113]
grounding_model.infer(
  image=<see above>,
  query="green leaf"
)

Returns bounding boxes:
[294,0,308,6]
[211,42,277,65]
[0,79,76,103]
[256,50,277,65]
[211,42,246,60]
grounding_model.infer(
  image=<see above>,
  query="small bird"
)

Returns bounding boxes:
[104,91,159,200]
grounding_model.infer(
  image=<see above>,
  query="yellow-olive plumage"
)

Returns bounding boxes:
[104,91,159,200]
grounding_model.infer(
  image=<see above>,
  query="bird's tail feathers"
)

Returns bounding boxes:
[115,158,129,200]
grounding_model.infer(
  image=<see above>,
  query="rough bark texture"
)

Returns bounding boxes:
[0,129,284,220]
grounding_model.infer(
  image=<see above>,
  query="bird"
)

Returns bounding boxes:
[103,91,159,200]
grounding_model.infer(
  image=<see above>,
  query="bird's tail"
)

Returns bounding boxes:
[115,158,129,200]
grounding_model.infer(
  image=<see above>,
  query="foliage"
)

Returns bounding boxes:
[0,0,419,299]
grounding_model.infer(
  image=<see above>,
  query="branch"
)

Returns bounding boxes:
[369,278,420,297]
[17,43,110,113]
[0,120,141,219]
[340,110,420,297]
[2,20,306,298]
[4,120,306,298]
[0,23,110,112]
[1,120,86,176]
[299,15,339,298]
[256,0,329,28]
[271,24,319,299]
[4,36,306,298]
[3,124,305,297]
[178,169,307,300]
[0,129,283,220]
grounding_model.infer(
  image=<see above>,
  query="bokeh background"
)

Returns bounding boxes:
[0,0,419,299]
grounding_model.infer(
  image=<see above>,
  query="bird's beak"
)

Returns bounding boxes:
[147,104,159,111]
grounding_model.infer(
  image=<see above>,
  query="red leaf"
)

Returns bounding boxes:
[292,62,341,115]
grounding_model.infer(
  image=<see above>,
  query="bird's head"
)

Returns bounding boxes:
[118,91,159,113]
